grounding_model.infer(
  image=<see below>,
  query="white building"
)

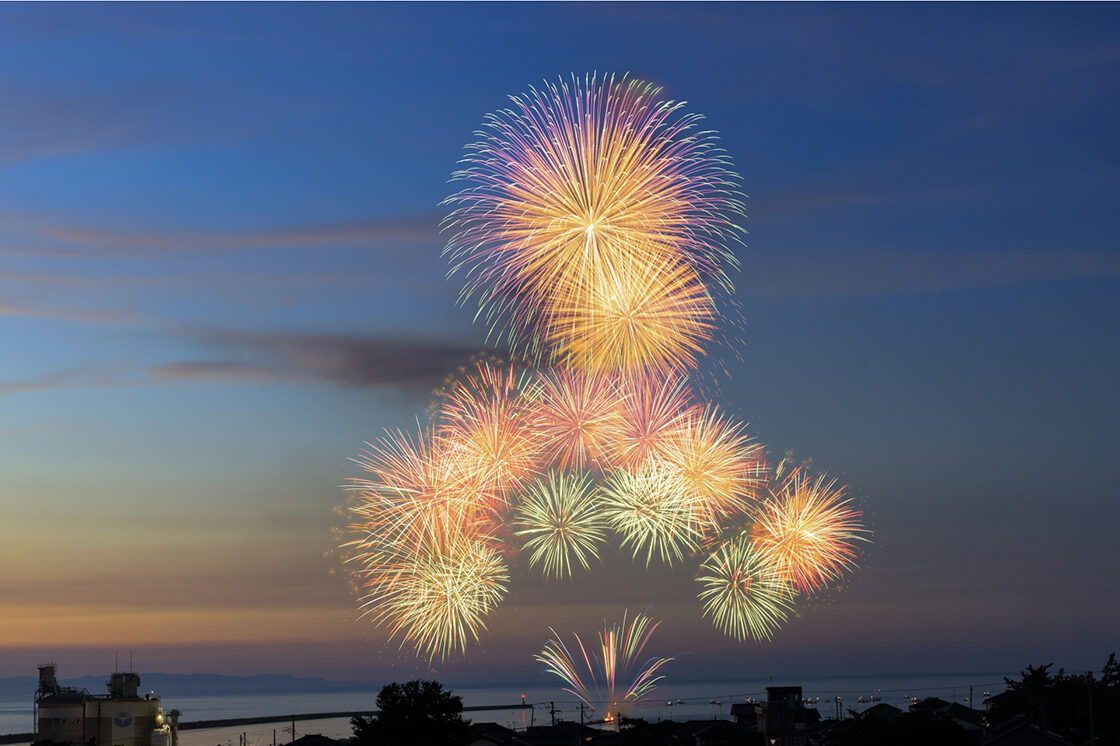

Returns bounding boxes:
[35,665,178,746]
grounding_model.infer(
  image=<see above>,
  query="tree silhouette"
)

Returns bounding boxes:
[988,653,1120,744]
[1102,652,1119,687]
[351,680,469,746]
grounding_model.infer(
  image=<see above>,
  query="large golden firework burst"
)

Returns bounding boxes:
[443,73,744,375]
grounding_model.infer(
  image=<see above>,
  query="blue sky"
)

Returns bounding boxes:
[1,2,1118,682]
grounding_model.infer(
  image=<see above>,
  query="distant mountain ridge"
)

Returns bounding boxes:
[0,673,379,699]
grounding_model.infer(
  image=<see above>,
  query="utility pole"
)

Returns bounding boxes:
[550,702,555,726]
[580,703,584,725]
[1088,674,1095,746]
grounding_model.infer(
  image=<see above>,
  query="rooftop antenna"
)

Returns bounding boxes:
[115,651,119,673]
[130,650,133,672]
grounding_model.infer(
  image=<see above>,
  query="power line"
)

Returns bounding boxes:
[523,679,1008,711]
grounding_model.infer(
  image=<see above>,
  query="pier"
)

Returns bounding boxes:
[178,704,532,731]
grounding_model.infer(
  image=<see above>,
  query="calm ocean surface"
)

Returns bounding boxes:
[0,672,1011,745]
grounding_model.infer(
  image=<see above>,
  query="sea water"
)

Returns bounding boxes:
[0,672,1012,745]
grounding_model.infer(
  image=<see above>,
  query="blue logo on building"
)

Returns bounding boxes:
[114,712,133,729]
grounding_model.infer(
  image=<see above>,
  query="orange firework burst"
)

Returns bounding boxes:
[659,405,765,534]
[435,361,542,504]
[604,374,696,469]
[443,73,744,374]
[751,467,867,593]
[345,427,509,660]
[529,369,624,470]
[358,532,510,661]
[347,427,489,550]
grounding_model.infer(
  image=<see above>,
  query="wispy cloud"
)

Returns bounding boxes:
[0,421,92,436]
[738,247,1120,299]
[153,328,486,389]
[0,298,142,323]
[756,182,980,221]
[0,80,198,166]
[39,215,440,253]
[0,368,141,397]
[0,212,441,257]
[1,329,484,398]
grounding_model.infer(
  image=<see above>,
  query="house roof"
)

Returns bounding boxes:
[982,716,1074,746]
[909,696,952,713]
[861,703,902,721]
[290,735,346,746]
[468,721,530,745]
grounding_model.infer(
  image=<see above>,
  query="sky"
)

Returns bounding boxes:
[1,3,1119,686]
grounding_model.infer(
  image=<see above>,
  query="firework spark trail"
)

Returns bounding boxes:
[514,471,608,579]
[536,611,674,715]
[696,532,794,642]
[443,73,744,374]
[751,466,868,593]
[536,631,596,709]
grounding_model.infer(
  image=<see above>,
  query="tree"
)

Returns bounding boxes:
[826,712,973,746]
[988,654,1120,744]
[351,680,469,746]
[1101,652,1119,687]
